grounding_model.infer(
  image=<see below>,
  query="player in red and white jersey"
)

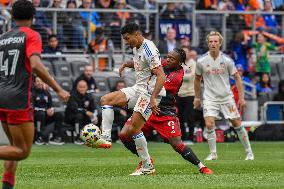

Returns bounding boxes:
[119,48,213,175]
[0,1,69,188]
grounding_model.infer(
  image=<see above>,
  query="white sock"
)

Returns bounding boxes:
[235,125,252,154]
[197,162,205,169]
[101,105,114,140]
[132,132,151,164]
[206,128,217,154]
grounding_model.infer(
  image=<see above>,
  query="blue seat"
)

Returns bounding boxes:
[266,104,284,121]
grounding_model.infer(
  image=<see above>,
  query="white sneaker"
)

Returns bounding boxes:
[205,152,218,161]
[95,138,112,149]
[130,163,155,176]
[245,152,254,160]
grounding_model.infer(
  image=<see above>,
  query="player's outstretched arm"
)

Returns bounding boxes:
[234,72,246,113]
[119,60,134,77]
[194,75,202,109]
[150,66,166,115]
[30,55,70,102]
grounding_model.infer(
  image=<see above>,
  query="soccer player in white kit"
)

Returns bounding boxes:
[96,23,166,175]
[194,31,254,161]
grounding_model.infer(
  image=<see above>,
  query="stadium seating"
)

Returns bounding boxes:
[266,104,284,121]
[53,60,73,77]
[108,76,124,91]
[70,61,89,77]
[94,76,110,92]
[55,77,73,92]
[42,59,55,76]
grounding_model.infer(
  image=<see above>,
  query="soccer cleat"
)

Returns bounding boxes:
[95,138,112,149]
[132,158,154,173]
[130,162,155,176]
[205,152,218,161]
[74,138,84,145]
[35,137,44,145]
[49,137,65,145]
[199,167,214,175]
[245,152,254,160]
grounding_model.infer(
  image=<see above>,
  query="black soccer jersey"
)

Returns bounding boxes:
[0,27,42,111]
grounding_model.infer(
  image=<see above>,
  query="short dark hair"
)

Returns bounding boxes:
[121,23,140,35]
[173,48,186,64]
[12,0,36,21]
[48,34,58,41]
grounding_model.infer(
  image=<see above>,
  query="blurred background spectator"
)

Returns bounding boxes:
[87,27,114,71]
[158,27,179,55]
[177,46,197,143]
[73,65,99,93]
[65,0,86,49]
[33,77,65,145]
[256,73,274,94]
[253,33,277,75]
[65,80,96,145]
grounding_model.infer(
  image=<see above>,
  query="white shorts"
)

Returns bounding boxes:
[203,100,240,120]
[120,85,161,120]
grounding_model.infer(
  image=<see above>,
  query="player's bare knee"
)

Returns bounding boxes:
[230,119,241,128]
[14,148,30,160]
[205,120,215,130]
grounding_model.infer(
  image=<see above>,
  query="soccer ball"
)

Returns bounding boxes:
[80,124,101,146]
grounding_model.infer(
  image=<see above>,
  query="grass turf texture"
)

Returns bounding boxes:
[1,142,284,189]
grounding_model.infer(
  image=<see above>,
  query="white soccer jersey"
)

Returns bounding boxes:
[195,52,237,103]
[132,39,165,96]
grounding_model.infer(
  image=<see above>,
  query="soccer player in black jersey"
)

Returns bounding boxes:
[0,1,69,188]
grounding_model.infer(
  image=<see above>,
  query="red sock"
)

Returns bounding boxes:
[2,172,15,186]
[175,142,186,154]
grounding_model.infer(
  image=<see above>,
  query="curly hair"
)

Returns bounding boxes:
[12,0,35,21]
[121,23,140,35]
[173,48,186,64]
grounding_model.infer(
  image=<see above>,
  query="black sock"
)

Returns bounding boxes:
[175,143,200,165]
[122,140,138,157]
[2,182,13,189]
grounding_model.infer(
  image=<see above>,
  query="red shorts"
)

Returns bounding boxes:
[142,115,181,141]
[0,108,34,124]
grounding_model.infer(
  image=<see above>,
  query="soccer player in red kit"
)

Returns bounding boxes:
[0,1,69,188]
[119,48,213,175]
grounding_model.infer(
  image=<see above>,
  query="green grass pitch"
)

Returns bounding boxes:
[1,142,284,189]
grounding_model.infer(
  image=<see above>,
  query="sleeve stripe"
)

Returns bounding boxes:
[143,43,153,58]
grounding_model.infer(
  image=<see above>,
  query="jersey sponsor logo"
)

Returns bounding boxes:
[206,68,225,75]
[0,36,25,46]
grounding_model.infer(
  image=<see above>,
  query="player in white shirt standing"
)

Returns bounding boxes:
[194,31,254,161]
[95,23,166,175]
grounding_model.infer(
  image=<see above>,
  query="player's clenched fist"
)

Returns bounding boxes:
[57,89,70,102]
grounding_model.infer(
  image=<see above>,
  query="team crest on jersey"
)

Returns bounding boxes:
[84,100,90,107]
[185,66,191,74]
[220,62,225,68]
